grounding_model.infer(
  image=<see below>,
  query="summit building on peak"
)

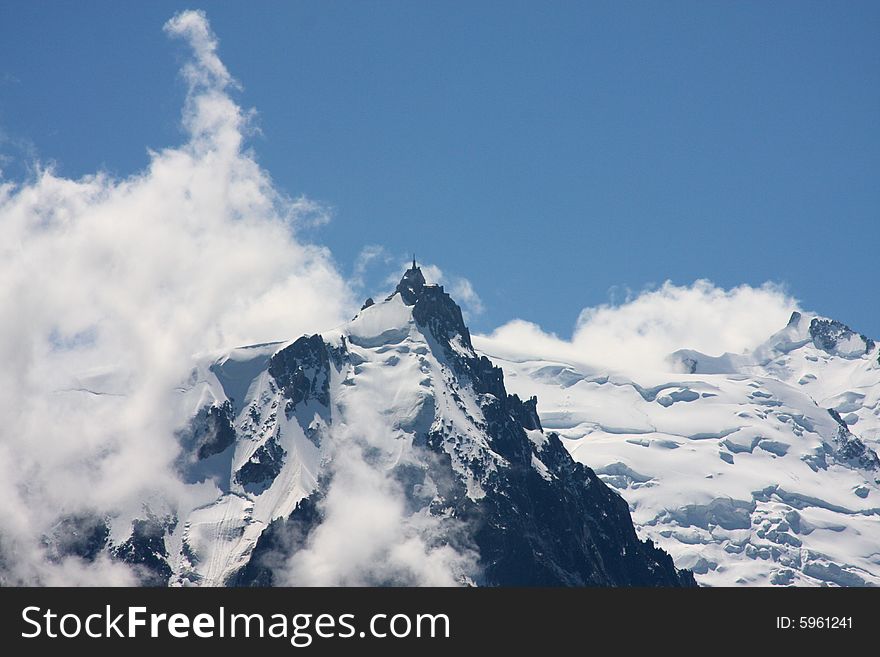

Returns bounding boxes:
[391,257,428,305]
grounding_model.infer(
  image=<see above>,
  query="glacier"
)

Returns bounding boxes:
[477,310,880,586]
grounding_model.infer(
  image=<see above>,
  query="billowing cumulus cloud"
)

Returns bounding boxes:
[475,280,800,372]
[0,10,354,584]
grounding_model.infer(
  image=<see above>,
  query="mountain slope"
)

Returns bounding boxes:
[153,264,694,586]
[478,312,880,586]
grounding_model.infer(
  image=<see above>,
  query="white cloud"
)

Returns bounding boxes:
[475,280,799,372]
[164,9,237,92]
[282,445,477,586]
[0,10,354,584]
[281,405,477,586]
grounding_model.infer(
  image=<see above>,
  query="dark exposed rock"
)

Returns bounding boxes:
[810,318,875,355]
[421,311,692,584]
[269,334,331,412]
[413,284,473,349]
[189,401,236,460]
[230,493,324,587]
[112,515,175,586]
[398,262,694,585]
[235,434,287,491]
[515,395,543,432]
[175,400,237,489]
[400,263,693,585]
[827,409,880,471]
[44,514,109,563]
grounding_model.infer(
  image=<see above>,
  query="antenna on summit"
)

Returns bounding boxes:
[412,254,417,269]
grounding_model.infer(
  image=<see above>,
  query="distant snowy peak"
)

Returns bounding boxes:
[673,312,878,375]
[807,315,876,359]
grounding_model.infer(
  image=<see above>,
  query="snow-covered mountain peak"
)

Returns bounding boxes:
[808,316,876,359]
[101,267,694,587]
[672,312,878,376]
[758,311,876,362]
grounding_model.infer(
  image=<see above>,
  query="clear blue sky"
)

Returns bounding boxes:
[1,1,878,337]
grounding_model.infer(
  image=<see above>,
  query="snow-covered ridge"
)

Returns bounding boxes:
[479,311,880,586]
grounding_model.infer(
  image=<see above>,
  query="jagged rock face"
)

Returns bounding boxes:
[458,428,687,586]
[196,402,236,460]
[268,334,331,411]
[235,436,287,491]
[412,284,472,349]
[398,277,687,583]
[228,496,323,587]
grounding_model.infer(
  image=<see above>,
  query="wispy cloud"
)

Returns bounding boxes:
[449,277,484,317]
[351,244,392,289]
